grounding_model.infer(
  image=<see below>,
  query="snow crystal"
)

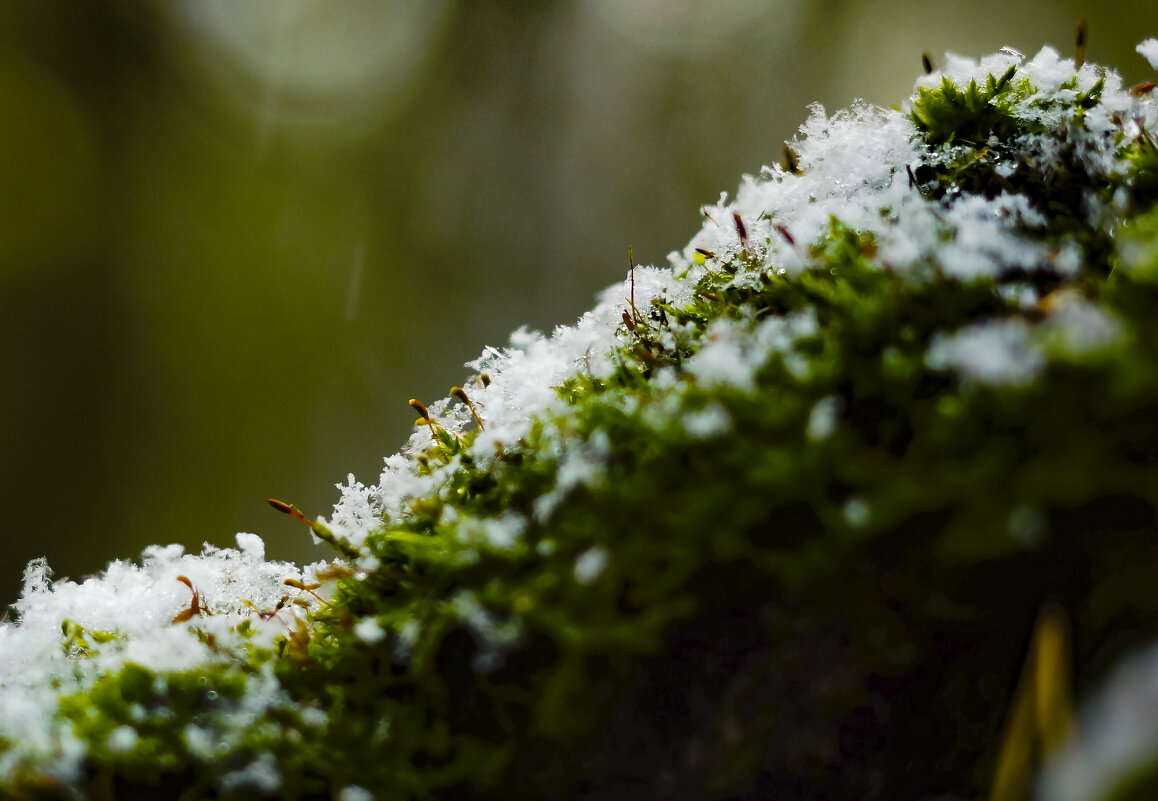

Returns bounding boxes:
[556,430,611,495]
[1040,295,1124,357]
[928,296,1123,386]
[806,396,843,442]
[997,283,1039,311]
[235,532,265,561]
[678,101,923,281]
[354,618,387,645]
[1053,243,1084,278]
[13,536,305,644]
[463,265,688,466]
[0,535,317,784]
[685,319,757,391]
[339,787,376,801]
[574,546,609,585]
[300,705,328,729]
[183,725,216,761]
[1116,228,1158,279]
[914,47,1023,94]
[842,497,871,528]
[1022,45,1103,97]
[450,591,523,674]
[1040,639,1158,801]
[221,753,281,793]
[1138,38,1158,70]
[105,726,138,754]
[393,620,419,663]
[326,474,383,549]
[533,430,612,523]
[935,194,1050,280]
[473,512,527,551]
[685,311,818,393]
[682,403,733,439]
[926,318,1046,386]
[755,308,818,353]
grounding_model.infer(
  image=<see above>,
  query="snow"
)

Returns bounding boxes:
[183,724,217,760]
[532,430,612,523]
[842,497,871,528]
[806,396,843,442]
[339,787,376,801]
[934,193,1050,280]
[1040,639,1158,801]
[106,726,139,754]
[1039,296,1124,358]
[449,590,523,673]
[0,38,1152,791]
[354,618,386,645]
[926,297,1124,387]
[1138,38,1158,71]
[685,317,761,391]
[476,512,528,551]
[221,752,281,794]
[1115,225,1158,280]
[683,309,818,393]
[321,41,1155,559]
[573,545,609,585]
[682,403,733,439]
[0,534,320,783]
[926,318,1045,387]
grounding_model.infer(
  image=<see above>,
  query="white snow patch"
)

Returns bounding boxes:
[450,591,523,674]
[533,430,612,523]
[339,787,376,801]
[842,497,871,528]
[806,396,843,442]
[683,403,733,439]
[105,726,138,754]
[354,618,387,645]
[460,512,527,552]
[221,753,281,794]
[183,725,217,761]
[574,546,609,585]
[1041,638,1158,801]
[926,318,1046,386]
[1138,38,1158,70]
[1040,296,1125,357]
[686,318,758,391]
[0,537,315,784]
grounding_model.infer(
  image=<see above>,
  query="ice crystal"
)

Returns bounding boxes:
[0,535,322,783]
[1138,38,1158,71]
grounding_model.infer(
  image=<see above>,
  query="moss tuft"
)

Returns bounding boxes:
[5,44,1158,801]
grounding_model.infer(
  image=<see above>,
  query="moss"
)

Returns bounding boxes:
[909,67,1034,146]
[8,47,1158,801]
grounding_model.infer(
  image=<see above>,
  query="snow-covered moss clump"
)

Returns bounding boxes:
[5,42,1158,800]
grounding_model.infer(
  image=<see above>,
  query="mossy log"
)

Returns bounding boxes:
[5,43,1158,801]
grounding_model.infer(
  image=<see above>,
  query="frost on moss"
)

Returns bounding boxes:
[5,43,1158,801]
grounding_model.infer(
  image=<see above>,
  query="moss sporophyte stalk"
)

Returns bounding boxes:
[6,39,1158,801]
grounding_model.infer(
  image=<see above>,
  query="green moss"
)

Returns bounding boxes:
[909,67,1031,146]
[9,51,1158,801]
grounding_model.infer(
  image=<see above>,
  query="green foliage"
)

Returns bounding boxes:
[909,67,1029,145]
[10,53,1158,801]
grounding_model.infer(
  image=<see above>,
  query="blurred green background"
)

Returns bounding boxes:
[1,0,1154,605]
